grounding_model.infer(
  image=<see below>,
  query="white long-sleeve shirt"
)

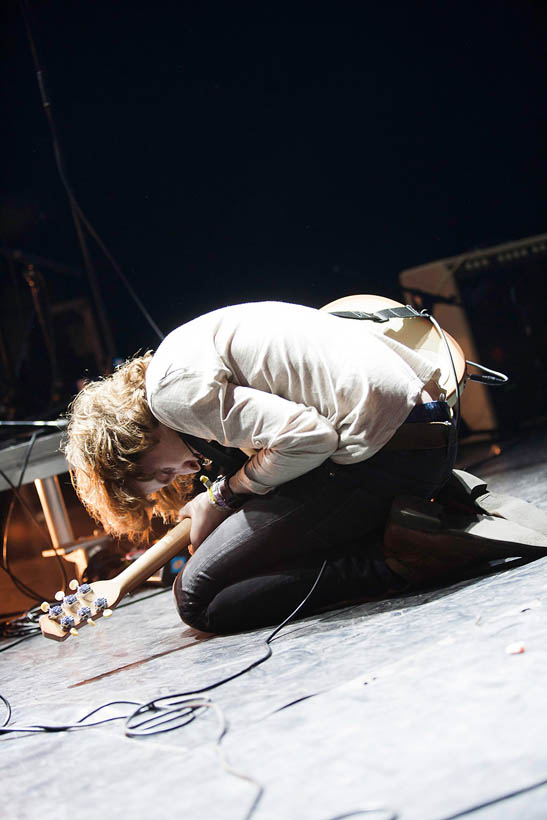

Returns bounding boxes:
[146,301,441,494]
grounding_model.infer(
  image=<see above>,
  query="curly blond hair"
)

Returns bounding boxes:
[63,353,193,542]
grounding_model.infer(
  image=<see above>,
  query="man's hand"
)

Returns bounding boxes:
[178,492,232,552]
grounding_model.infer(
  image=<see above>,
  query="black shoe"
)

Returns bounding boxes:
[383,495,547,586]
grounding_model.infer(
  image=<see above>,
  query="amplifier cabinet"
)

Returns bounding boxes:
[400,233,547,435]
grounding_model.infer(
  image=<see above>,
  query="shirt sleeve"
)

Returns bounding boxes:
[148,369,339,494]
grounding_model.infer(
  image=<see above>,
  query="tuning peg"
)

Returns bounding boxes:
[77,583,93,599]
[88,618,96,627]
[63,594,79,610]
[69,579,79,591]
[40,603,63,619]
[47,605,63,621]
[77,606,92,622]
[70,627,79,636]
[60,614,75,632]
[94,596,108,612]
[54,590,65,601]
[103,609,113,618]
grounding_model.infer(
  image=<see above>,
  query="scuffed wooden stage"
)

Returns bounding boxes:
[2,426,547,820]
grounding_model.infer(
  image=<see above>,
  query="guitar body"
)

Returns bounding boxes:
[320,294,467,406]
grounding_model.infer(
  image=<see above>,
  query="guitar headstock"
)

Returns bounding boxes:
[38,518,192,643]
[39,578,123,641]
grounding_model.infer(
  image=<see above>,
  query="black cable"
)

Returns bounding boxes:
[1,433,45,600]
[1,434,51,600]
[0,700,142,734]
[466,360,509,386]
[0,605,42,646]
[3,653,546,820]
[0,467,51,547]
[126,696,266,820]
[123,561,328,818]
[1,694,12,728]
[325,812,398,819]
[19,0,165,344]
[435,777,547,819]
[0,608,41,633]
[131,559,328,707]
[0,590,167,659]
[1,624,40,637]
[115,587,170,609]
[0,633,39,653]
[0,435,69,596]
[425,311,461,434]
[0,610,36,620]
[5,561,545,819]
[0,590,168,653]
[0,420,68,427]
[0,562,46,610]
[0,572,169,650]
[0,560,328,818]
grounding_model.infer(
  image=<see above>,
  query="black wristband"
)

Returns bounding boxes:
[212,476,248,511]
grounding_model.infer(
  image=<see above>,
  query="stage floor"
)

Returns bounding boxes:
[2,426,547,820]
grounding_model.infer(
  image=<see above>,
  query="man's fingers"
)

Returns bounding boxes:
[178,501,192,520]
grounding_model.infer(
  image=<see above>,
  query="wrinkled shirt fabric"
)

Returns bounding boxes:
[146,301,441,494]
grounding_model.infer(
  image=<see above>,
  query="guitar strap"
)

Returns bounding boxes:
[329,305,427,323]
[178,432,248,473]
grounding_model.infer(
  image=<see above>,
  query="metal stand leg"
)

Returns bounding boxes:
[34,475,74,550]
[34,476,112,581]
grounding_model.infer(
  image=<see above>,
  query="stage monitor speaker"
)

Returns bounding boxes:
[399,232,547,435]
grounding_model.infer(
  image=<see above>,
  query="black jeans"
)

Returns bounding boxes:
[174,421,457,633]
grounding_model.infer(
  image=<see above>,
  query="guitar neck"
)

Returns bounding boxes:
[115,519,192,596]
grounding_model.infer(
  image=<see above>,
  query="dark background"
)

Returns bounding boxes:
[2,0,546,361]
[0,0,546,613]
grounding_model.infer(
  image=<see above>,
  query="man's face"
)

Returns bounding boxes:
[133,424,201,495]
